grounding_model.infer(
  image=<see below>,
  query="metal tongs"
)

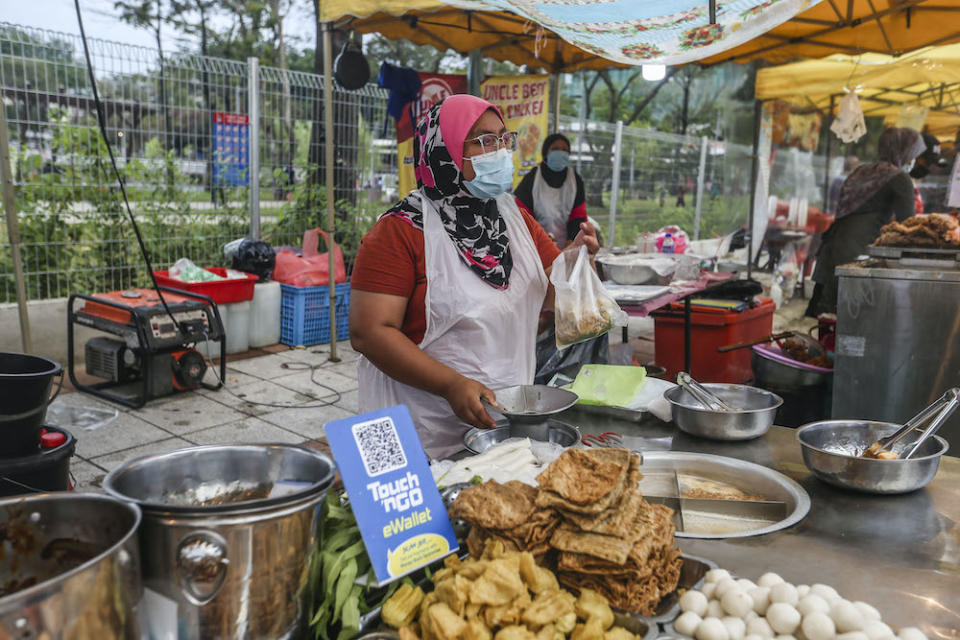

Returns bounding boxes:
[677,372,735,412]
[862,388,960,459]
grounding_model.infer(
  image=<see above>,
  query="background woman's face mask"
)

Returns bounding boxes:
[546,149,570,172]
[464,148,515,199]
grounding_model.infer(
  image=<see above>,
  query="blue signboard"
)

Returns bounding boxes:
[212,111,249,186]
[325,406,458,585]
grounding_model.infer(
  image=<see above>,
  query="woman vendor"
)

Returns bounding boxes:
[806,127,924,317]
[350,95,599,458]
[514,133,588,249]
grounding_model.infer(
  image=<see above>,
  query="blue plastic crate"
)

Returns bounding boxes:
[280,282,351,347]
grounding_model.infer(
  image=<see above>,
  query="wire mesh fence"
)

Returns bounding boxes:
[2,21,839,304]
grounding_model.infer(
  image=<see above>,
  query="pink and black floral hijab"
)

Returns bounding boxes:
[384,95,514,289]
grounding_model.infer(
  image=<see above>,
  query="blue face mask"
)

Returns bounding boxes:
[464,148,515,199]
[546,149,570,172]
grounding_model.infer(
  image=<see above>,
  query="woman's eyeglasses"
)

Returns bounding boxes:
[468,131,519,154]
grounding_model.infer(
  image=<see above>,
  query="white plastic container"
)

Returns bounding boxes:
[248,281,281,348]
[224,301,251,354]
[197,303,228,359]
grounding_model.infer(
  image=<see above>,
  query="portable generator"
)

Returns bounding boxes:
[67,287,226,408]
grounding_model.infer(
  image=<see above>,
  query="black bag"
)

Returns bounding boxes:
[534,326,609,385]
[232,239,276,282]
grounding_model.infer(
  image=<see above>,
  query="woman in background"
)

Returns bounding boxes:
[514,133,588,249]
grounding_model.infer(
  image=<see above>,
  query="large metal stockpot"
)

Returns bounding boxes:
[104,443,335,639]
[0,492,142,639]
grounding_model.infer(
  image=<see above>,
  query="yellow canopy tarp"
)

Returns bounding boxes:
[702,0,960,66]
[756,44,960,139]
[321,0,627,72]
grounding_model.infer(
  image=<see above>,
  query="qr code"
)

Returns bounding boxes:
[352,417,407,477]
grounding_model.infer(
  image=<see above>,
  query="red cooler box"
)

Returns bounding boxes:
[653,297,775,383]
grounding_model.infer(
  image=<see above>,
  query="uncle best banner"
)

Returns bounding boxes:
[480,74,550,187]
[396,72,468,196]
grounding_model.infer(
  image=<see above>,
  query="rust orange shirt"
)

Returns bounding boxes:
[351,210,560,344]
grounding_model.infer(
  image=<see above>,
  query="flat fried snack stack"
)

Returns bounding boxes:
[453,449,682,616]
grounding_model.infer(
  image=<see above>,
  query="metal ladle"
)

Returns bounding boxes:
[676,372,736,412]
[862,388,960,459]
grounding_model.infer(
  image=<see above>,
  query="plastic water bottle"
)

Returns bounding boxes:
[662,233,675,254]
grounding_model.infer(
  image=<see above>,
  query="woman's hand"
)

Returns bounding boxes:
[442,375,497,429]
[568,222,600,256]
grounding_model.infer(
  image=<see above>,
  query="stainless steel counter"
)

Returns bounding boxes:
[564,410,960,637]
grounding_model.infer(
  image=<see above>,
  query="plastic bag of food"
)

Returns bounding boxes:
[550,245,628,348]
[169,258,223,283]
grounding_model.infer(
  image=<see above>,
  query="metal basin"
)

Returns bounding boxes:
[463,420,580,454]
[752,344,832,388]
[492,385,578,423]
[664,384,782,441]
[796,420,949,494]
[104,443,335,639]
[598,254,663,285]
[0,492,142,638]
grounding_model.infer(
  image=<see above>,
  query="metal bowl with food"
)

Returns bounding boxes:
[491,384,578,422]
[463,419,581,454]
[796,420,949,494]
[664,384,782,441]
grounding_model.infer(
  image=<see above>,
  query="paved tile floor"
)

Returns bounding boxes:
[53,341,361,491]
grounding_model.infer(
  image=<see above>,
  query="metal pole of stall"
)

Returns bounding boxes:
[747,100,761,280]
[822,94,836,211]
[323,24,339,361]
[247,57,261,240]
[550,73,561,134]
[692,135,708,241]
[0,94,32,353]
[577,72,586,173]
[467,51,483,97]
[608,120,624,248]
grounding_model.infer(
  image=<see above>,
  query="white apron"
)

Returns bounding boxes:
[532,166,577,247]
[358,191,548,459]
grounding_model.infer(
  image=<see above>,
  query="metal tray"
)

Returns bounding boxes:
[463,419,580,454]
[639,452,810,539]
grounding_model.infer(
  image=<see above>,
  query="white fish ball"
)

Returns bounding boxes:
[703,583,718,600]
[697,617,731,640]
[746,617,775,639]
[862,621,895,640]
[723,617,747,640]
[797,594,831,617]
[758,573,786,588]
[770,583,800,607]
[738,578,758,592]
[745,636,764,640]
[897,628,927,640]
[722,589,754,619]
[801,611,836,640]
[675,610,703,636]
[748,587,771,615]
[811,584,840,601]
[767,603,801,635]
[681,590,710,617]
[745,611,758,623]
[708,599,726,619]
[715,578,740,599]
[775,636,797,640]
[830,600,866,633]
[796,585,810,598]
[837,633,869,640]
[853,602,882,622]
[706,569,733,584]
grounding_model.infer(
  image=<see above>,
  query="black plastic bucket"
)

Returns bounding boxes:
[0,352,63,457]
[0,426,75,496]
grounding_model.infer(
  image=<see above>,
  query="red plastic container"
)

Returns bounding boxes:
[153,267,257,304]
[653,297,775,383]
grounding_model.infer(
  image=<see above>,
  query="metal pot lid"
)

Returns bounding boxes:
[103,443,335,514]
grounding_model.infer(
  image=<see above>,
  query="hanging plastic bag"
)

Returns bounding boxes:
[830,91,866,143]
[273,228,347,287]
[550,245,628,348]
[169,258,223,283]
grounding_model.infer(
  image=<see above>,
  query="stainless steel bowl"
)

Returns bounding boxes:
[664,384,782,441]
[796,420,949,494]
[597,254,662,285]
[463,420,580,454]
[492,384,578,423]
